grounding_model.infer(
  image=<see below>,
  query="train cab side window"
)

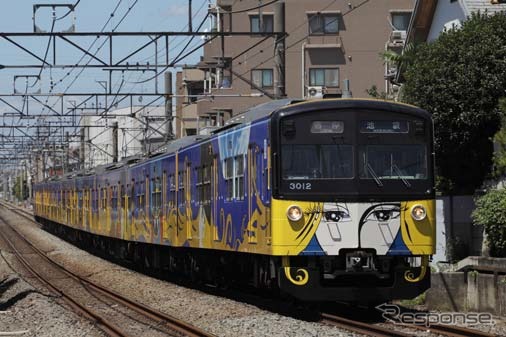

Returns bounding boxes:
[224,155,245,201]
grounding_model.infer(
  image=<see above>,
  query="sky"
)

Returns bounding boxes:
[0,0,210,113]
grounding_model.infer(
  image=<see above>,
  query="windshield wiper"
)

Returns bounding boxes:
[392,164,411,188]
[366,163,383,187]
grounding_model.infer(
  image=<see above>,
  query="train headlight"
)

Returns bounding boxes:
[287,205,303,222]
[411,204,427,221]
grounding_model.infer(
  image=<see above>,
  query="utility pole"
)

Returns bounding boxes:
[65,131,70,173]
[164,71,173,141]
[188,0,193,33]
[112,122,118,162]
[274,1,286,99]
[80,127,85,170]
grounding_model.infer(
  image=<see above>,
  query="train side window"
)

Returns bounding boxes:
[120,185,125,210]
[178,171,185,191]
[162,171,167,210]
[168,174,176,208]
[224,158,233,201]
[136,181,144,211]
[111,185,118,211]
[102,187,107,211]
[195,167,202,204]
[203,165,211,204]
[235,155,245,200]
[152,177,161,210]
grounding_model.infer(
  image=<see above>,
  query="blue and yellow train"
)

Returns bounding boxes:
[34,99,435,302]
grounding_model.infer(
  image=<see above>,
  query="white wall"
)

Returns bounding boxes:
[427,0,466,42]
[82,106,171,168]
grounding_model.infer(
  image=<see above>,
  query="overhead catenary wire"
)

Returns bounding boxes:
[56,0,81,21]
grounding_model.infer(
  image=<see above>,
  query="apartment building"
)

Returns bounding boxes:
[175,0,414,137]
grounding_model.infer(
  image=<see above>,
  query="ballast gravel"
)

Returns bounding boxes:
[0,251,107,337]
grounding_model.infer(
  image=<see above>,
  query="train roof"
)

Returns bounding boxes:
[220,99,302,130]
[38,98,429,184]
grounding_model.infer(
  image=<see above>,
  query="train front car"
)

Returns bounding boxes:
[271,99,435,302]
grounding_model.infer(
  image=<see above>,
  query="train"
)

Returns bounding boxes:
[33,98,436,303]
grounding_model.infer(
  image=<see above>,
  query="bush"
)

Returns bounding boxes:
[472,189,506,257]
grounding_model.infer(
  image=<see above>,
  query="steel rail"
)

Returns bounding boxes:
[0,218,129,337]
[393,321,498,337]
[0,203,216,337]
[321,313,412,337]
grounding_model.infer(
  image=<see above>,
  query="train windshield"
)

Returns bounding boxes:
[275,107,433,200]
[359,145,427,180]
[281,144,353,179]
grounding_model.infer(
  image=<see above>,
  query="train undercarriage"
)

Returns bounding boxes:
[37,216,429,303]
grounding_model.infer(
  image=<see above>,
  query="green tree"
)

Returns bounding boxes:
[492,98,506,176]
[472,189,506,257]
[402,13,506,194]
[12,175,28,201]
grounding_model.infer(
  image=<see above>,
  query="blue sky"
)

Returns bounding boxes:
[0,0,209,111]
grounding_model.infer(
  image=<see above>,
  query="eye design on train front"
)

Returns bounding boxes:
[364,204,401,223]
[322,204,351,223]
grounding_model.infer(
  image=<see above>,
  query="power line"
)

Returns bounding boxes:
[56,0,81,21]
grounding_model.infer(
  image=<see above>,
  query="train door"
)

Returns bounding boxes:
[105,184,111,233]
[161,171,167,241]
[176,153,185,239]
[185,161,192,240]
[247,145,257,244]
[211,156,219,241]
[151,175,162,243]
[78,188,83,228]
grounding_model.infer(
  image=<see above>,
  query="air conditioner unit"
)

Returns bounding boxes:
[443,19,461,31]
[390,30,406,44]
[307,86,324,99]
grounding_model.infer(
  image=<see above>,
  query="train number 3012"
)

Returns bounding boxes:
[289,182,312,190]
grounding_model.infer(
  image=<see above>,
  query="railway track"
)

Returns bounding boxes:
[392,320,498,337]
[2,202,500,337]
[321,313,412,337]
[322,311,498,337]
[0,206,215,337]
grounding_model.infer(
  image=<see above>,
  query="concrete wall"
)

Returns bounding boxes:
[433,195,483,265]
[427,271,506,315]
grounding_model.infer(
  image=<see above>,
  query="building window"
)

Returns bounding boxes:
[250,15,274,33]
[251,69,273,88]
[308,14,339,35]
[309,68,339,87]
[391,12,411,31]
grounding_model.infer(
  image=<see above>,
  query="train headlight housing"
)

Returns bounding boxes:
[411,204,427,221]
[287,205,303,222]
